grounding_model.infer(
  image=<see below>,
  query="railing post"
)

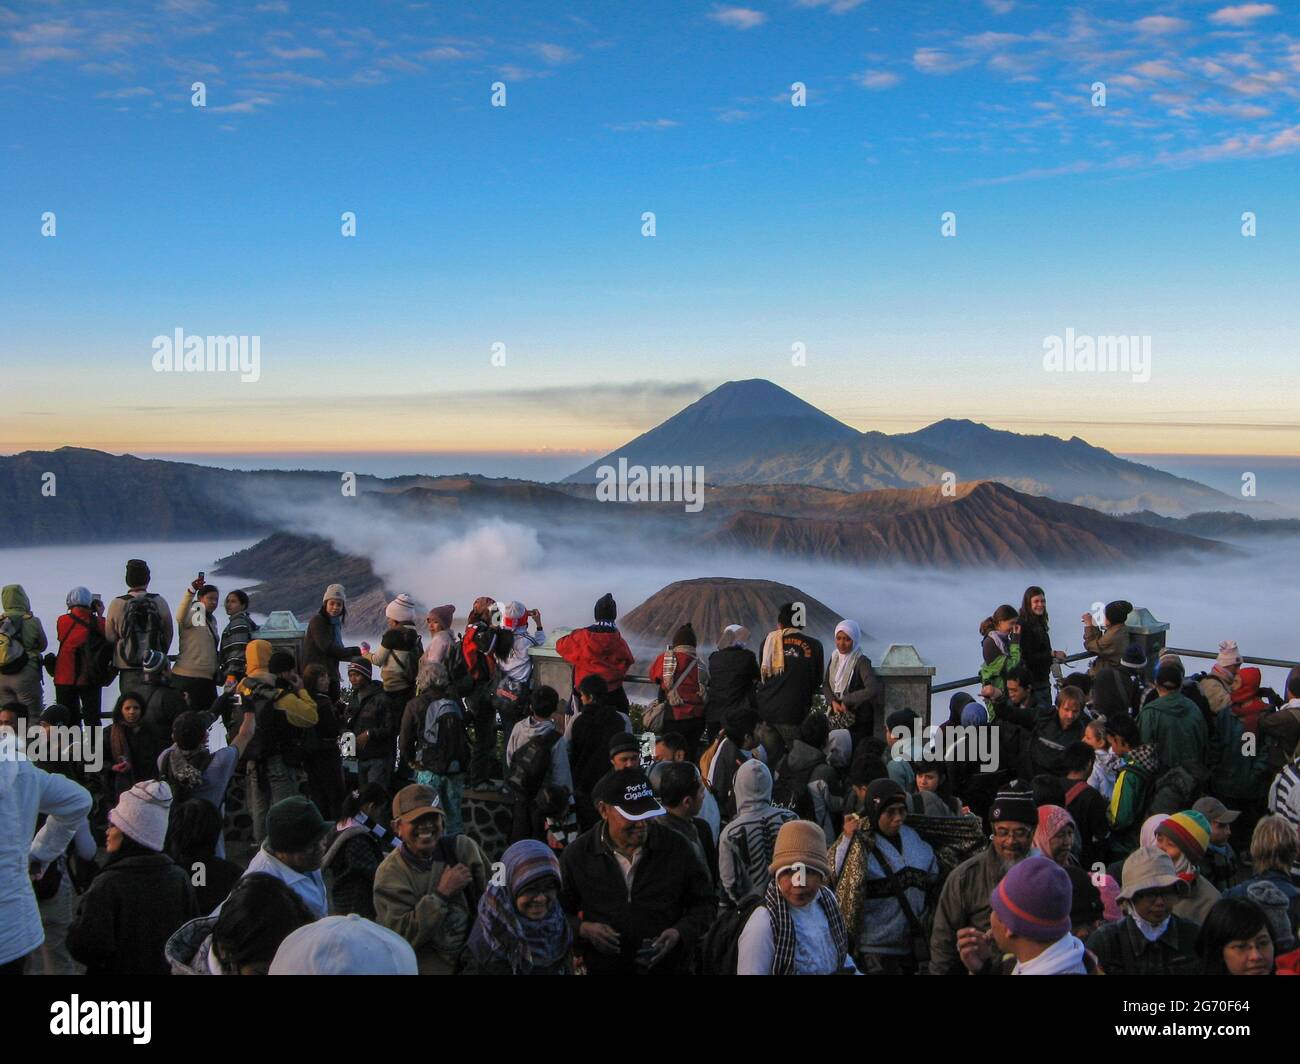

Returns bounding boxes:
[529,630,574,705]
[875,644,936,732]
[1124,607,1170,682]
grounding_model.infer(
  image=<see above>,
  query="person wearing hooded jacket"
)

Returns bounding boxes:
[239,639,319,846]
[556,593,635,714]
[0,584,48,714]
[823,619,882,746]
[302,584,361,702]
[704,624,759,742]
[1211,666,1275,846]
[717,759,798,906]
[54,586,107,727]
[649,623,709,758]
[1139,661,1209,773]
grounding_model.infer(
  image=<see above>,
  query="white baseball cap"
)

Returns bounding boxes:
[268,914,418,975]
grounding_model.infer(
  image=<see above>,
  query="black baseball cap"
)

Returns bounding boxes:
[593,769,664,822]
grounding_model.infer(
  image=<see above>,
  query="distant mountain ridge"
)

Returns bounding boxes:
[565,380,1239,516]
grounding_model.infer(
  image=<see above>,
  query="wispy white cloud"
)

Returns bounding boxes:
[95,85,152,98]
[795,0,867,14]
[982,0,1015,13]
[267,45,323,60]
[210,94,274,113]
[1208,4,1278,27]
[856,69,900,89]
[708,6,767,30]
[530,42,578,64]
[609,118,680,131]
[913,48,973,75]
[1134,16,1190,36]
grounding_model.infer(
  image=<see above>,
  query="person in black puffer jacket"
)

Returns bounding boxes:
[68,781,198,975]
[705,625,760,743]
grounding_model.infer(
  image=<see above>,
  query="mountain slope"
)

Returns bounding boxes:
[565,379,860,483]
[705,481,1235,568]
[563,381,1237,515]
[622,577,847,649]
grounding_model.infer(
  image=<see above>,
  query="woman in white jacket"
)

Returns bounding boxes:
[0,736,92,973]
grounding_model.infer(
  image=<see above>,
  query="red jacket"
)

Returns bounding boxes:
[56,607,104,686]
[556,626,634,691]
[649,649,707,721]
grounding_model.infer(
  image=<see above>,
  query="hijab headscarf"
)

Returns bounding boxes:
[1033,804,1075,864]
[467,841,570,974]
[828,620,863,699]
[717,624,749,651]
[825,729,853,771]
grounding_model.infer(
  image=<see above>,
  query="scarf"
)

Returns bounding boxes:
[467,840,570,973]
[761,628,796,679]
[328,614,344,649]
[828,620,862,699]
[166,746,213,797]
[764,878,848,975]
[1132,913,1171,943]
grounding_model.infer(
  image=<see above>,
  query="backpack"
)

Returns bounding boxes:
[71,613,117,687]
[699,893,766,975]
[506,728,562,800]
[420,700,471,776]
[0,615,28,674]
[116,593,163,669]
[445,634,492,699]
[1145,762,1209,818]
[770,754,818,820]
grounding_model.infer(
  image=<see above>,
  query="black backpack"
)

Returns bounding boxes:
[770,755,818,820]
[70,613,117,687]
[506,729,562,799]
[116,593,163,668]
[699,893,766,974]
[420,701,471,776]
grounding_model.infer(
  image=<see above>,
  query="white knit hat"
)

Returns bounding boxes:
[1216,640,1242,669]
[322,584,346,605]
[268,914,418,975]
[385,593,417,624]
[109,779,173,852]
[497,600,527,629]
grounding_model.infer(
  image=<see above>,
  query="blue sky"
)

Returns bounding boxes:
[3,0,1298,462]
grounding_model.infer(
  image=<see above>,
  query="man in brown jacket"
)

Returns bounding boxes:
[928,784,1037,975]
[373,784,490,974]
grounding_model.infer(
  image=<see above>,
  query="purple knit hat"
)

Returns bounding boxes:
[990,855,1072,942]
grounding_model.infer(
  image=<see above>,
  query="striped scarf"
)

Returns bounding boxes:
[764,879,849,976]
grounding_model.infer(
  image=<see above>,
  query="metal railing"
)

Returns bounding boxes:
[931,651,1093,694]
[932,648,1300,695]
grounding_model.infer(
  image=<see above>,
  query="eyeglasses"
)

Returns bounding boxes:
[992,828,1033,842]
[411,823,440,838]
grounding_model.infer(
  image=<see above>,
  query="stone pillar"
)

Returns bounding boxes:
[529,630,575,705]
[1124,607,1169,682]
[876,644,936,734]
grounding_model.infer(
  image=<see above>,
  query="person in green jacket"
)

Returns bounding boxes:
[1139,661,1208,773]
[1106,715,1158,860]
[0,584,49,713]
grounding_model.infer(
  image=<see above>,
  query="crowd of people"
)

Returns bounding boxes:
[2,562,1300,976]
